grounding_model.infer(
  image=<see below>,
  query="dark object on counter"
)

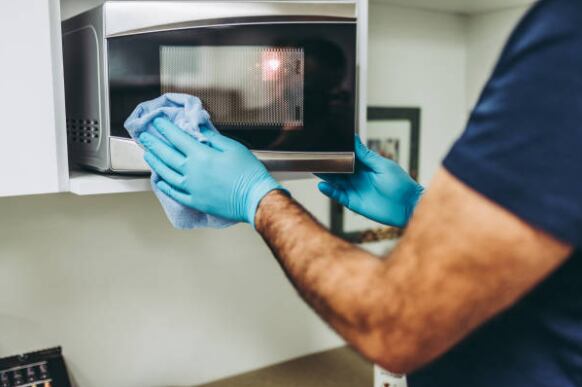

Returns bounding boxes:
[0,372,9,387]
[0,347,71,387]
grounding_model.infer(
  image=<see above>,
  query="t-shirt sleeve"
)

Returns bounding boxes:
[443,0,582,247]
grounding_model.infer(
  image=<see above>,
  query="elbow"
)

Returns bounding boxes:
[372,355,420,376]
[367,350,421,376]
[355,331,428,375]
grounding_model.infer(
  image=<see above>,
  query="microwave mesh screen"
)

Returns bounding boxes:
[160,46,304,128]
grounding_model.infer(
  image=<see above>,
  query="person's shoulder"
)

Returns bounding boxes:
[528,0,582,20]
[512,0,582,42]
[495,0,582,69]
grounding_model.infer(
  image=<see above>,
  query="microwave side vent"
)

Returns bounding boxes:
[66,118,100,146]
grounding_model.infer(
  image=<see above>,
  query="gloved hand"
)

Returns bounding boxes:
[318,137,424,228]
[138,117,286,227]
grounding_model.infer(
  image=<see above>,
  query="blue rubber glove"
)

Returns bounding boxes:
[318,137,424,228]
[139,117,285,227]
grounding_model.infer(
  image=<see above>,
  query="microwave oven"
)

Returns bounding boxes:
[62,1,359,174]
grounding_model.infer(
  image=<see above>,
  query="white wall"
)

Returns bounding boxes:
[368,3,467,183]
[0,2,477,387]
[466,6,530,109]
[0,181,342,387]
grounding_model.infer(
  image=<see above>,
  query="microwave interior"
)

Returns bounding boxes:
[108,22,357,152]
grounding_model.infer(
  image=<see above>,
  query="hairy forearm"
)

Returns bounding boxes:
[255,191,419,372]
[256,191,376,322]
[254,171,571,374]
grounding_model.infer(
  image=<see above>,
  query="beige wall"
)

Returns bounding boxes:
[368,2,467,183]
[0,180,342,387]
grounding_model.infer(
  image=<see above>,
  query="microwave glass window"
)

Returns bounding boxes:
[108,23,356,152]
[160,46,304,129]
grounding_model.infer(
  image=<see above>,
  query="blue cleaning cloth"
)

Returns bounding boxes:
[124,93,236,230]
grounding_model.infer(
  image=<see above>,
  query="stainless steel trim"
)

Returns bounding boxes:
[356,0,367,141]
[107,18,356,38]
[110,137,148,172]
[101,15,112,170]
[104,1,356,37]
[254,151,354,173]
[109,137,354,173]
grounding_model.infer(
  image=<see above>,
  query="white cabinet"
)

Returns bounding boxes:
[0,0,527,198]
[0,0,68,197]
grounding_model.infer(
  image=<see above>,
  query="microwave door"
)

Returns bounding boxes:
[107,22,356,171]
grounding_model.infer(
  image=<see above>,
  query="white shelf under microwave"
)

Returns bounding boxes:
[68,170,313,196]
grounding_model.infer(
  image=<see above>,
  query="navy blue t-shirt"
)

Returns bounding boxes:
[410,1,582,386]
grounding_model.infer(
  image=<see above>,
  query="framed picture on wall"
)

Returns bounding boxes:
[330,107,421,254]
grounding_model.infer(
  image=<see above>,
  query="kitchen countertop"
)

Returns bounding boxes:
[195,347,372,387]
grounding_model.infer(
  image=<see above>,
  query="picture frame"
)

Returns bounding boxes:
[330,107,421,248]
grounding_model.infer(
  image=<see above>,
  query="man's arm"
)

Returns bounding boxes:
[255,168,572,374]
[139,116,573,373]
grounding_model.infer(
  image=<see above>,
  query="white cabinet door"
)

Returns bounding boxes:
[0,0,68,197]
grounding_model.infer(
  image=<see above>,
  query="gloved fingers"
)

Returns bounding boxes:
[355,136,384,171]
[315,173,354,193]
[153,117,213,155]
[199,122,219,137]
[144,152,186,190]
[199,124,242,152]
[156,180,191,207]
[139,132,186,172]
[314,173,346,184]
[318,182,350,207]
